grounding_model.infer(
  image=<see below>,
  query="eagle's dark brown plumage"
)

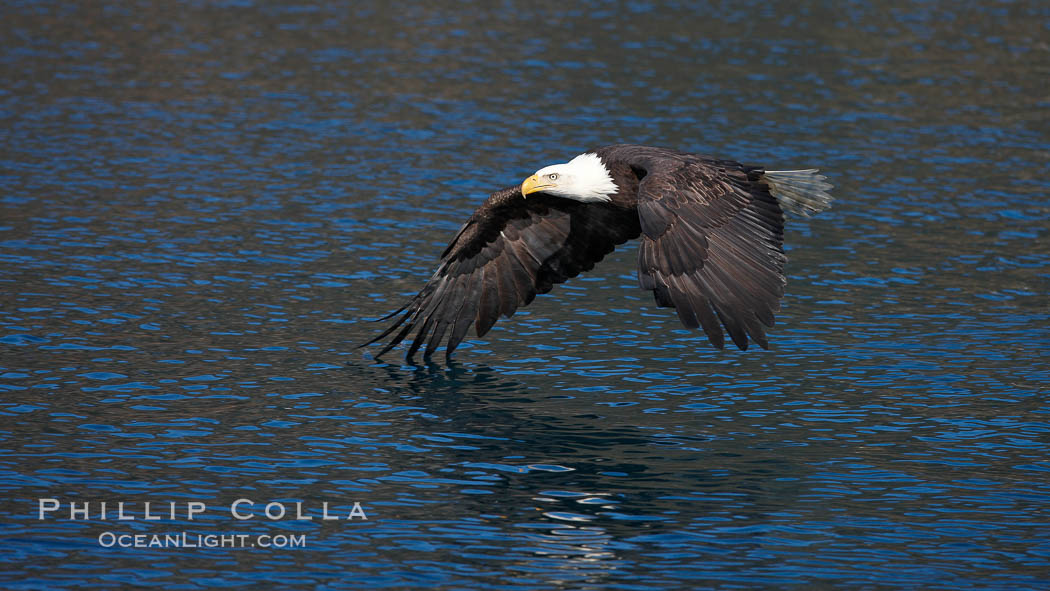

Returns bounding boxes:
[362,144,832,360]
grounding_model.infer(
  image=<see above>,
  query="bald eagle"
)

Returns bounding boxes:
[362,144,832,360]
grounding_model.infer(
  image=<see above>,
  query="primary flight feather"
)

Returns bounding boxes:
[362,144,833,360]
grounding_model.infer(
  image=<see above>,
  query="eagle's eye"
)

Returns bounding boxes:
[548,173,559,181]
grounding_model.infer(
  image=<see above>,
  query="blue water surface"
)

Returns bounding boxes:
[1,1,1049,589]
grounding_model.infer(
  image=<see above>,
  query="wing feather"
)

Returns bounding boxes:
[612,146,788,350]
[475,265,501,337]
[424,317,450,359]
[361,187,637,360]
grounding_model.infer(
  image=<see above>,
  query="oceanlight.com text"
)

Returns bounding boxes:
[98,531,307,549]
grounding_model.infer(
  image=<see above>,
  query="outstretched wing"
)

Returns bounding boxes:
[362,187,639,360]
[608,146,787,350]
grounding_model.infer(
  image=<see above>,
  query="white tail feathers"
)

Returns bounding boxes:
[762,169,834,217]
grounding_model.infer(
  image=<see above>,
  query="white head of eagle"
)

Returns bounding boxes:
[521,152,618,203]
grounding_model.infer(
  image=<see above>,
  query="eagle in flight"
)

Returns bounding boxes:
[362,144,833,360]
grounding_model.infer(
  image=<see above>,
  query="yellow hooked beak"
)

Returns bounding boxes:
[521,174,554,198]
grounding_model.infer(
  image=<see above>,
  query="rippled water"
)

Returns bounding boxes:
[2,1,1049,588]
